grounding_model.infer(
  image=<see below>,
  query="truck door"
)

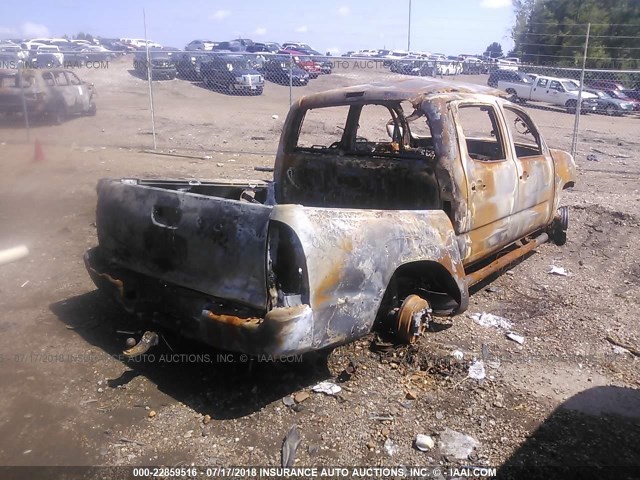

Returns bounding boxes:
[531,77,550,102]
[453,102,519,265]
[501,105,555,239]
[51,70,76,113]
[65,71,90,112]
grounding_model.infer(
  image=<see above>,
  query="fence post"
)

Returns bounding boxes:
[289,53,293,106]
[143,8,157,150]
[570,23,590,158]
[18,67,30,141]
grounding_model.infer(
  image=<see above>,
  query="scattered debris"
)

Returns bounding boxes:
[485,286,500,293]
[0,245,29,267]
[312,381,341,396]
[254,166,275,172]
[250,136,266,141]
[548,265,569,276]
[439,428,479,460]
[383,438,398,456]
[203,414,211,424]
[337,359,358,383]
[148,410,156,418]
[468,360,486,381]
[271,114,279,119]
[293,391,310,403]
[586,154,599,162]
[405,389,418,400]
[415,434,435,452]
[605,336,640,358]
[79,399,98,405]
[506,332,525,345]
[119,437,145,447]
[20,280,29,288]
[471,312,512,330]
[282,395,295,407]
[281,425,301,467]
[451,350,464,361]
[369,415,394,422]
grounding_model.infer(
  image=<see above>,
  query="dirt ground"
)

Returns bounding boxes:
[0,56,639,478]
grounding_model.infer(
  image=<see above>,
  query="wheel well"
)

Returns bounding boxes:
[565,99,577,106]
[375,260,462,324]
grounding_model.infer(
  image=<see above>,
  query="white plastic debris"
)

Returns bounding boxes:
[471,312,512,330]
[612,345,630,355]
[451,350,464,361]
[383,438,398,456]
[415,434,435,452]
[548,265,569,276]
[312,381,341,396]
[506,332,525,345]
[439,428,479,460]
[271,114,279,120]
[468,360,486,381]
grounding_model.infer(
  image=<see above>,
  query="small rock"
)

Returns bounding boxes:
[435,411,444,420]
[148,410,157,418]
[97,388,104,393]
[415,434,435,452]
[493,401,504,408]
[293,391,310,403]
[126,337,136,348]
[451,350,464,361]
[366,440,376,450]
[405,390,418,400]
[439,428,479,460]
[383,438,397,456]
[282,395,295,407]
[216,163,224,167]
[184,430,193,439]
[203,155,212,159]
[272,114,279,120]
[203,414,211,425]
[586,154,599,162]
[381,427,390,437]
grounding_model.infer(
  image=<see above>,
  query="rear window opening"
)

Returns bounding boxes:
[281,101,441,210]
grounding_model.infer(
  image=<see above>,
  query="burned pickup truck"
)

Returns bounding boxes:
[85,78,575,357]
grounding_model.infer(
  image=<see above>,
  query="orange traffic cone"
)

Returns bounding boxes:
[33,139,45,163]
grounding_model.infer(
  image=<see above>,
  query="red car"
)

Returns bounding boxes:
[278,49,322,78]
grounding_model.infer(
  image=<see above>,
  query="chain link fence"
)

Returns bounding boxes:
[1,24,639,161]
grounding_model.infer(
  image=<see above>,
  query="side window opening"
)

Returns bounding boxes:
[503,107,543,158]
[53,71,69,86]
[457,105,506,161]
[42,72,55,86]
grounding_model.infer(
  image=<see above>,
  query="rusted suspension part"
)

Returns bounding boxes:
[123,330,159,358]
[394,294,432,344]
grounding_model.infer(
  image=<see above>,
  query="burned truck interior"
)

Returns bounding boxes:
[278,101,441,210]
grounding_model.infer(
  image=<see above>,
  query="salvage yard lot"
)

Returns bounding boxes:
[0,56,639,475]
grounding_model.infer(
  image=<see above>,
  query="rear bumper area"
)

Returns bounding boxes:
[84,247,314,356]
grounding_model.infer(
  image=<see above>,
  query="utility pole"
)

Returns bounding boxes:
[407,0,412,52]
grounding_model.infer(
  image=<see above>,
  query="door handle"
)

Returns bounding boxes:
[151,205,180,229]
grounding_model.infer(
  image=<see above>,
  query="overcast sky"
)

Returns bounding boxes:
[0,0,516,55]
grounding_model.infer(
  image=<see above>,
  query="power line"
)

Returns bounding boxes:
[519,32,640,39]
[518,42,640,50]
[517,52,640,61]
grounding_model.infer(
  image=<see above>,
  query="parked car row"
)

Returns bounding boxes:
[133,48,334,95]
[488,68,640,115]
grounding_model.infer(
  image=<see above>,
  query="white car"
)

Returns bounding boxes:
[498,74,599,113]
[185,40,215,51]
[36,45,64,64]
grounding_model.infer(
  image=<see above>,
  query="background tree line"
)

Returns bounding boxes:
[510,0,640,69]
